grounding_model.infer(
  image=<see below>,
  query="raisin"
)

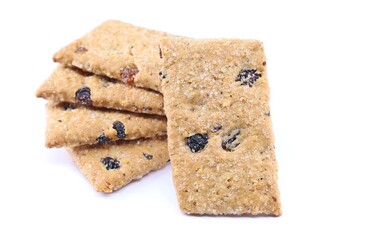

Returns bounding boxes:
[58,120,62,123]
[112,121,126,138]
[143,107,152,111]
[96,133,111,144]
[212,125,222,132]
[265,111,271,116]
[101,157,120,170]
[75,45,88,53]
[75,87,92,106]
[143,153,153,160]
[235,68,262,87]
[120,65,139,85]
[186,134,208,153]
[222,129,241,151]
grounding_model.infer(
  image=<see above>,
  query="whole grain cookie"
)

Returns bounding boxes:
[53,20,173,92]
[36,65,165,115]
[67,138,169,192]
[161,38,281,216]
[45,102,167,148]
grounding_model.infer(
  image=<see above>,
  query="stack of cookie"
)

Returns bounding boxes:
[37,20,282,216]
[36,21,172,192]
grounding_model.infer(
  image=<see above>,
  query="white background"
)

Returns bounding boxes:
[0,0,372,239]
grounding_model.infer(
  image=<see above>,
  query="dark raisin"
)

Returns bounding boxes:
[96,133,111,144]
[112,121,126,138]
[75,45,88,53]
[101,157,120,170]
[265,111,271,116]
[262,61,266,66]
[58,120,62,123]
[75,87,92,106]
[212,125,222,132]
[186,134,208,153]
[222,129,241,151]
[120,65,139,85]
[159,71,167,79]
[235,68,262,87]
[143,153,153,160]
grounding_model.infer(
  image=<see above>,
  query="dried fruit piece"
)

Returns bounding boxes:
[120,65,139,85]
[235,68,262,87]
[222,129,241,151]
[186,134,208,153]
[101,157,120,170]
[75,86,92,106]
[96,133,111,144]
[75,45,88,53]
[143,153,153,160]
[112,121,126,138]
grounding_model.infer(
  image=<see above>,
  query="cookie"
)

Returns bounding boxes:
[53,20,173,92]
[45,102,167,148]
[36,65,165,115]
[67,138,169,192]
[161,38,281,216]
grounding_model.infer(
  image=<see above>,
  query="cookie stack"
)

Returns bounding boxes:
[36,21,171,192]
[37,20,282,216]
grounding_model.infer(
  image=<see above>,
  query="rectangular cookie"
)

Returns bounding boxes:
[53,20,173,92]
[161,38,281,216]
[36,65,165,115]
[67,138,169,192]
[46,102,167,148]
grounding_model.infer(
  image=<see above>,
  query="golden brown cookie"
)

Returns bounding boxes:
[45,102,167,148]
[161,38,281,216]
[36,65,165,115]
[53,20,173,92]
[67,138,169,192]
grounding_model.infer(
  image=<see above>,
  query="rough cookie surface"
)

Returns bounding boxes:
[161,38,281,216]
[45,102,167,148]
[36,66,165,115]
[53,20,173,92]
[67,138,169,192]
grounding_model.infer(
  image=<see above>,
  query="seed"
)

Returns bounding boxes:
[222,129,241,151]
[143,153,153,160]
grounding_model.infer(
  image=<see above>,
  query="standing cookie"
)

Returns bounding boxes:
[53,20,173,92]
[161,38,281,216]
